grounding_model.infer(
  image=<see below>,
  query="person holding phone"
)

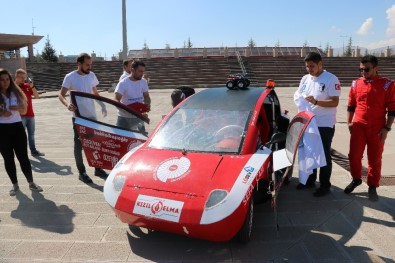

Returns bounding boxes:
[14,69,45,157]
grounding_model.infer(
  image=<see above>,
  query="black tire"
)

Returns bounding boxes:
[238,195,253,243]
[226,80,236,90]
[245,79,250,87]
[237,79,246,89]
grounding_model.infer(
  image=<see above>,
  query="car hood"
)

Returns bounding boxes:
[118,148,226,196]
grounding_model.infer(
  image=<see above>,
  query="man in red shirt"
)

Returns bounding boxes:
[14,69,45,156]
[345,55,395,201]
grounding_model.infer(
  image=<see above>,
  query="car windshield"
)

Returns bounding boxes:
[149,108,250,153]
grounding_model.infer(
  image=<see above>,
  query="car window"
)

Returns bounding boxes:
[285,115,310,163]
[72,92,149,133]
[149,108,250,153]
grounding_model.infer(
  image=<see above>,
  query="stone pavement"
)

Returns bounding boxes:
[0,87,394,263]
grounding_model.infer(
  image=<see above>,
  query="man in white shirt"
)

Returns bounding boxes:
[294,52,341,197]
[115,60,151,134]
[58,53,108,184]
[119,59,133,81]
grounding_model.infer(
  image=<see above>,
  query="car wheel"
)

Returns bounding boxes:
[238,195,253,243]
[237,79,246,89]
[226,80,236,90]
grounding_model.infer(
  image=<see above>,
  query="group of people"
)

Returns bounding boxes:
[295,52,395,201]
[1,52,394,202]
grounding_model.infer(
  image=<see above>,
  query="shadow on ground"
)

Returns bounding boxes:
[10,191,76,234]
[124,181,395,262]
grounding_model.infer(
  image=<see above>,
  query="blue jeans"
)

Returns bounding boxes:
[21,117,37,153]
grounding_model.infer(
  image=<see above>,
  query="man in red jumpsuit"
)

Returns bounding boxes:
[344,55,395,201]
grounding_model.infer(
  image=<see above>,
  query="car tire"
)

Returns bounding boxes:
[238,195,253,243]
[237,79,246,89]
[226,80,236,90]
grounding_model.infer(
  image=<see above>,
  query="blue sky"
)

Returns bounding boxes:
[2,0,395,58]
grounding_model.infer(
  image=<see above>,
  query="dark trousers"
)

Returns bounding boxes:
[72,118,86,173]
[306,126,335,189]
[0,122,33,184]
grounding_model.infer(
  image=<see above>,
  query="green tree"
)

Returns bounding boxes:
[41,35,58,62]
[143,40,149,50]
[187,37,193,48]
[248,37,256,48]
[344,37,352,57]
[165,43,171,49]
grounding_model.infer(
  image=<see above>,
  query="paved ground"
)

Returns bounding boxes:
[0,87,394,263]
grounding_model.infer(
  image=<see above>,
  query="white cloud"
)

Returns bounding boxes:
[386,4,395,36]
[360,38,395,49]
[330,26,340,33]
[357,18,373,35]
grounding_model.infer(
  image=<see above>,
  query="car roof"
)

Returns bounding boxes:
[180,87,266,111]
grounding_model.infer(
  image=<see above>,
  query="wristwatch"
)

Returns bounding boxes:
[384,126,391,132]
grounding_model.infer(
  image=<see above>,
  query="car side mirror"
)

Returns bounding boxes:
[265,132,286,148]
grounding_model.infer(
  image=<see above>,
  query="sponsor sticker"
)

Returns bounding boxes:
[133,194,184,223]
[155,157,191,182]
[335,84,341,90]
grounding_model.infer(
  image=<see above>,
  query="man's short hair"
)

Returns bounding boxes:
[304,52,322,63]
[131,60,146,69]
[171,89,185,107]
[361,55,378,67]
[123,59,133,67]
[77,53,91,64]
[15,68,27,75]
[176,86,195,98]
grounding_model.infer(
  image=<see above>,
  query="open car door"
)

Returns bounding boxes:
[70,91,149,170]
[273,111,315,172]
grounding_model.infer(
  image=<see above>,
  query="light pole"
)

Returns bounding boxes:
[122,0,127,60]
[340,35,348,56]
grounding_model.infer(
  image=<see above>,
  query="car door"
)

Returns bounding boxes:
[70,91,149,170]
[273,111,315,172]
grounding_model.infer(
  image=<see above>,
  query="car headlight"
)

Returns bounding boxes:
[205,190,228,209]
[113,175,126,192]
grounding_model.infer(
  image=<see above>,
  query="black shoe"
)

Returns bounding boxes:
[368,186,378,202]
[31,151,45,157]
[296,182,315,190]
[94,168,108,179]
[79,172,93,184]
[313,187,330,197]
[344,179,362,194]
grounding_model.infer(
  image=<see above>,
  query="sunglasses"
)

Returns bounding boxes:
[359,68,371,73]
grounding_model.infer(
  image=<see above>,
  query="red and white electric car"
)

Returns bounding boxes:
[71,86,314,243]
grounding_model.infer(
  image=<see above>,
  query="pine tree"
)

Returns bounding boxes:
[143,40,149,50]
[187,37,193,48]
[344,37,353,57]
[41,35,58,62]
[248,38,256,48]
